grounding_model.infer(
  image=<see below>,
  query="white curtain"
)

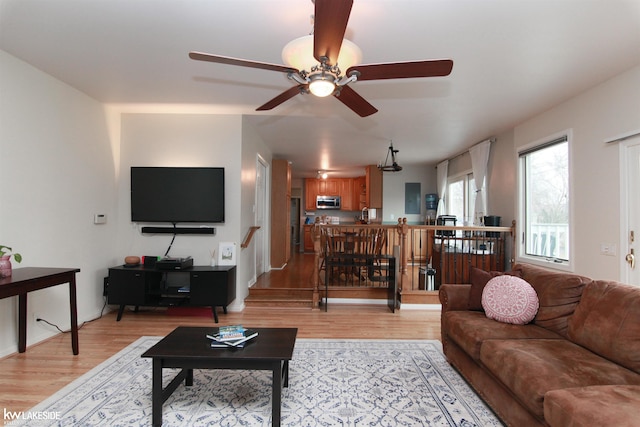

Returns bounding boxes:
[469,140,492,225]
[436,160,449,218]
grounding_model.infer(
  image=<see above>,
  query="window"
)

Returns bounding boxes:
[446,172,475,225]
[518,133,570,266]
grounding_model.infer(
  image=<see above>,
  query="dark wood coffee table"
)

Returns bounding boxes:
[141,326,298,427]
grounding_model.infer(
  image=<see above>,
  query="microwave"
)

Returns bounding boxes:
[316,195,341,210]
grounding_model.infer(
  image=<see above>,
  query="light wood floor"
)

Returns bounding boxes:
[252,251,316,289]
[0,297,442,414]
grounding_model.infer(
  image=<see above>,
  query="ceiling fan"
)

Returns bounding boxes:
[189,0,453,117]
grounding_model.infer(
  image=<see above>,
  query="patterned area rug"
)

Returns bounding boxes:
[28,337,503,426]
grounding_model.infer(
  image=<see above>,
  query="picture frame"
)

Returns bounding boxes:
[217,242,237,266]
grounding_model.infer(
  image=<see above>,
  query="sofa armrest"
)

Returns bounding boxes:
[545,385,640,427]
[439,284,471,312]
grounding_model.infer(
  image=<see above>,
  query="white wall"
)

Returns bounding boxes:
[439,66,640,280]
[240,117,273,295]
[111,112,272,311]
[447,130,517,226]
[116,113,245,310]
[512,65,640,280]
[0,51,117,356]
[487,129,518,269]
[382,164,438,224]
[487,129,516,226]
[2,44,637,355]
[0,50,272,357]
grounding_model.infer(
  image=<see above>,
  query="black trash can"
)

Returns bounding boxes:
[484,215,501,237]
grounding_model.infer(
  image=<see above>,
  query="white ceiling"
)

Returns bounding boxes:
[2,0,639,178]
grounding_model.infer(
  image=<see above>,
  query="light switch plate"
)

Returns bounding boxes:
[600,243,617,256]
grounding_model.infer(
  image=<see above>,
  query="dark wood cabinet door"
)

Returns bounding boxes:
[189,268,236,306]
[108,269,146,305]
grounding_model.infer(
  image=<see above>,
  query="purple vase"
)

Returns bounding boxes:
[0,256,12,278]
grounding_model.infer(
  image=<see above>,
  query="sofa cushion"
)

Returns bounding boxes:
[444,311,562,360]
[512,263,590,336]
[544,385,640,427]
[468,266,522,311]
[480,339,640,420]
[567,280,640,374]
[482,275,539,324]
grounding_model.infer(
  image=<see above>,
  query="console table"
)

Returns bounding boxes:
[0,267,80,354]
[107,265,236,323]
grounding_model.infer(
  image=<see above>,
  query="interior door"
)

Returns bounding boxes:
[621,136,640,286]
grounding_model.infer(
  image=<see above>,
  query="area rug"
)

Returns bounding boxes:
[27,337,503,426]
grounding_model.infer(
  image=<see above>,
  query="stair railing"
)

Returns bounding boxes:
[310,219,516,309]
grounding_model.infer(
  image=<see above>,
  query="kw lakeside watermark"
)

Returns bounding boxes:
[3,408,61,426]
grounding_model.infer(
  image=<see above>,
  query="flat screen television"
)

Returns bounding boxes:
[131,167,225,223]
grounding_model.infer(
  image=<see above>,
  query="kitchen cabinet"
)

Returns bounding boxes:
[305,177,370,212]
[305,179,319,210]
[365,165,383,208]
[318,178,339,195]
[340,178,354,211]
[271,159,291,268]
[303,224,315,252]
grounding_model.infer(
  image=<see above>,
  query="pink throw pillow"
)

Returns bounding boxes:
[468,266,522,311]
[482,275,539,324]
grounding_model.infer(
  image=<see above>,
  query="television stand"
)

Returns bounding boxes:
[107,265,236,323]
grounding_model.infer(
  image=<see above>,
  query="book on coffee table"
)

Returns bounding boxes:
[217,325,246,341]
[207,328,258,348]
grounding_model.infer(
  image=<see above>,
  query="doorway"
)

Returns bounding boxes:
[255,156,269,278]
[291,197,301,253]
[620,135,640,287]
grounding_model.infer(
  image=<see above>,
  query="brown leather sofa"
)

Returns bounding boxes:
[439,263,640,426]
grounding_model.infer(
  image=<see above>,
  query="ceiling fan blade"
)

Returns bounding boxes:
[189,51,298,74]
[313,0,353,65]
[256,85,306,111]
[348,59,453,81]
[334,85,378,117]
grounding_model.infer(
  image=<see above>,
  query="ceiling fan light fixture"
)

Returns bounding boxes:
[281,35,362,73]
[308,73,336,97]
[190,1,453,117]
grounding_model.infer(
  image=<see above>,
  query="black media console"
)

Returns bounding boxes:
[107,265,236,323]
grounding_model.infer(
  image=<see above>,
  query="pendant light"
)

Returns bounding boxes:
[378,142,403,172]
